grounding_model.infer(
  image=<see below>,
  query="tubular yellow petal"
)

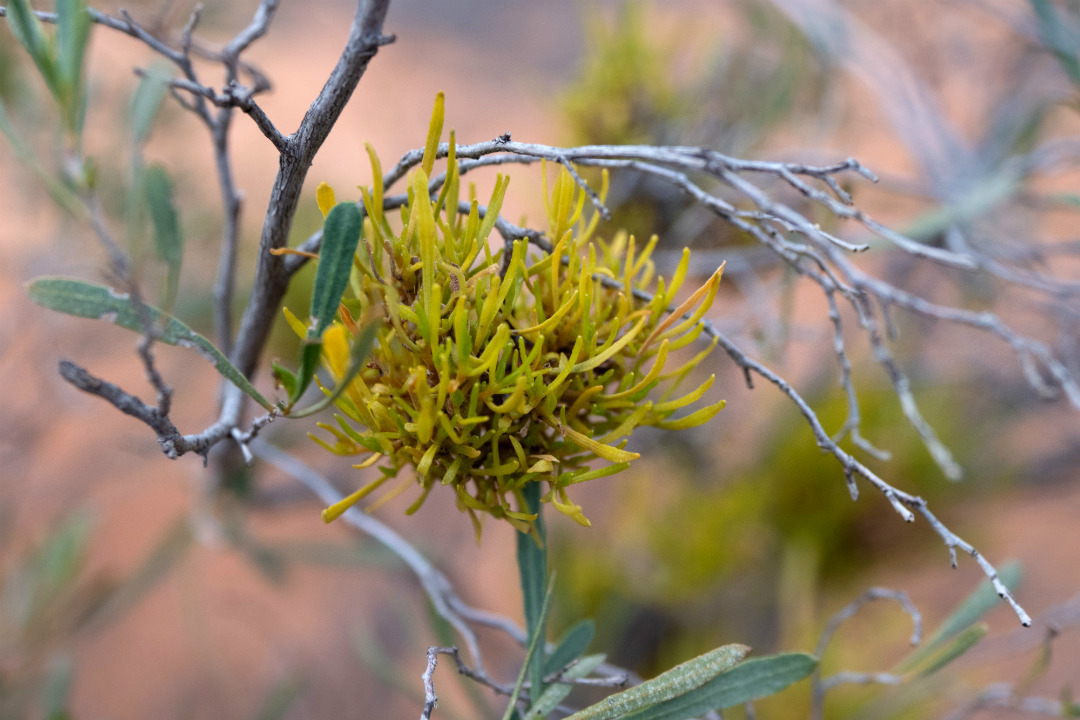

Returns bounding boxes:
[316,182,336,218]
[321,323,351,379]
[422,92,445,177]
[405,481,436,515]
[664,318,706,353]
[566,384,604,420]
[654,374,716,413]
[352,452,384,470]
[468,323,511,378]
[283,306,308,339]
[599,401,653,443]
[632,234,659,279]
[364,143,386,230]
[551,487,592,527]
[476,174,510,244]
[322,475,392,523]
[367,477,412,512]
[600,339,669,401]
[527,459,555,474]
[666,247,692,300]
[546,337,584,396]
[558,461,631,487]
[417,443,440,477]
[656,398,727,431]
[544,414,640,463]
[640,263,724,353]
[435,130,457,216]
[440,455,464,486]
[515,290,579,337]
[571,315,647,374]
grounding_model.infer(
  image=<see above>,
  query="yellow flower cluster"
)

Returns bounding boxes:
[291,106,724,536]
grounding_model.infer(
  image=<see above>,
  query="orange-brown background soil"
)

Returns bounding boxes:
[2,2,1079,718]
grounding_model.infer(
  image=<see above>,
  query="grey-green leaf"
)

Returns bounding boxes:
[1029,0,1080,87]
[619,653,818,720]
[27,276,273,409]
[563,644,751,720]
[144,164,183,308]
[517,482,549,697]
[55,0,91,130]
[288,340,323,407]
[544,619,596,677]
[309,202,363,339]
[501,579,556,720]
[40,654,74,720]
[526,654,607,720]
[896,561,1021,674]
[130,63,172,145]
[914,623,987,678]
[5,0,59,93]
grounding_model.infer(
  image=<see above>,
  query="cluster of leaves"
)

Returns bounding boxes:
[287,96,726,536]
[2,0,89,144]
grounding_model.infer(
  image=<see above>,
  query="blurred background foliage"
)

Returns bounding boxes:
[562,2,835,252]
[3,0,1080,718]
[0,513,193,720]
[548,0,1080,713]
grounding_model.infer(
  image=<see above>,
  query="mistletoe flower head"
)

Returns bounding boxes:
[291,100,724,537]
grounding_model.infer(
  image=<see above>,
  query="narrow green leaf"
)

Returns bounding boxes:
[40,654,74,720]
[0,96,84,216]
[1029,0,1080,86]
[896,561,1021,674]
[526,654,607,720]
[130,63,172,146]
[290,340,323,406]
[56,0,91,84]
[26,276,274,409]
[55,0,91,133]
[914,623,987,678]
[35,512,94,591]
[477,173,510,244]
[1048,192,1080,209]
[272,361,298,399]
[517,482,549,698]
[144,164,183,309]
[310,202,362,338]
[618,653,816,720]
[6,0,60,94]
[502,578,556,720]
[564,644,751,720]
[412,169,438,343]
[544,619,596,677]
[288,322,378,418]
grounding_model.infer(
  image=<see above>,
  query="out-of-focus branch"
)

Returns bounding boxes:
[943,683,1066,719]
[810,588,921,720]
[139,71,286,150]
[278,136,1067,626]
[58,360,273,460]
[7,1,394,461]
[256,442,635,695]
[253,440,490,674]
[229,0,394,382]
